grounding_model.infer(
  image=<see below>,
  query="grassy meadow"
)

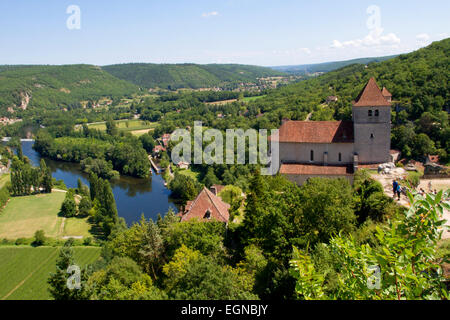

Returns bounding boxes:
[0,246,101,300]
[0,192,93,239]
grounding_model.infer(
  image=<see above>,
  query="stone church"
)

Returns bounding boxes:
[276,77,392,185]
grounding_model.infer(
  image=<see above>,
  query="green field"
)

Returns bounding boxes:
[0,192,93,239]
[0,246,101,300]
[87,119,157,134]
[242,95,266,102]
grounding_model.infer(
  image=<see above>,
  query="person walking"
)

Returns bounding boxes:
[396,184,402,201]
[393,180,398,199]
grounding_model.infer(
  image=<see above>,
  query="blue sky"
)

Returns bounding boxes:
[0,0,448,66]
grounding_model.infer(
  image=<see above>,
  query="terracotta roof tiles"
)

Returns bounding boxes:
[280,163,353,176]
[353,77,391,107]
[272,120,354,144]
[178,187,230,223]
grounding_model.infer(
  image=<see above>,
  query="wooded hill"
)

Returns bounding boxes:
[0,64,139,115]
[271,54,398,75]
[102,63,285,89]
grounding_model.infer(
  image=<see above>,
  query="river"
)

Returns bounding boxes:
[19,141,177,225]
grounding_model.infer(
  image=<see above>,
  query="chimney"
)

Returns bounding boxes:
[323,152,328,166]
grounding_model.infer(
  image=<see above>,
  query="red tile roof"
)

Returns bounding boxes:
[280,163,353,176]
[382,87,392,97]
[178,187,230,223]
[353,78,391,107]
[272,120,354,143]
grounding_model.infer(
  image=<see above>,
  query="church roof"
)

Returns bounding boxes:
[280,163,353,176]
[353,77,391,107]
[178,187,230,223]
[273,120,354,144]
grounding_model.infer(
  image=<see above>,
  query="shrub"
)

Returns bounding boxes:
[33,230,46,246]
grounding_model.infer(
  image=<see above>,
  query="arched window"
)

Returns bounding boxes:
[370,133,374,139]
[338,153,342,162]
[375,109,379,116]
[368,110,373,117]
[204,209,211,220]
[310,150,314,161]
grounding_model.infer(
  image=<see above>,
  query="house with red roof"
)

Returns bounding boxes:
[274,78,392,185]
[177,187,230,223]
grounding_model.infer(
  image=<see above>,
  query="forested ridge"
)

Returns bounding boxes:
[102,63,285,89]
[0,64,139,115]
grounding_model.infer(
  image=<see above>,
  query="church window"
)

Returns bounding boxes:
[310,150,314,161]
[375,109,379,116]
[370,133,374,139]
[338,153,342,162]
[368,110,373,117]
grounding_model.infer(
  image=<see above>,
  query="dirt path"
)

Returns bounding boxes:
[1,248,58,300]
[58,217,66,238]
[372,173,450,239]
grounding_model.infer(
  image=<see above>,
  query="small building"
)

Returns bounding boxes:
[326,96,338,104]
[178,187,230,223]
[381,87,392,103]
[152,145,166,156]
[176,161,190,170]
[161,133,171,147]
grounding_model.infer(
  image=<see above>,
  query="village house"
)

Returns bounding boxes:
[152,145,166,156]
[177,187,230,223]
[161,133,171,147]
[176,161,190,170]
[326,96,338,104]
[275,78,392,185]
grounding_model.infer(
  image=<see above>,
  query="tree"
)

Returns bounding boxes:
[106,119,118,136]
[33,230,46,246]
[203,167,219,188]
[48,240,90,300]
[40,159,53,193]
[139,133,156,153]
[138,219,164,280]
[290,189,450,300]
[61,191,77,217]
[87,256,166,300]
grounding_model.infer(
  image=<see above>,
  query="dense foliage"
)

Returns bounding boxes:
[102,63,284,90]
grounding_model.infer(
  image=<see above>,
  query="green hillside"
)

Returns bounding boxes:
[271,55,398,75]
[102,63,285,89]
[249,38,450,161]
[0,64,139,115]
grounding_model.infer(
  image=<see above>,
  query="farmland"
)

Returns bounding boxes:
[0,246,101,300]
[85,119,157,135]
[0,192,93,239]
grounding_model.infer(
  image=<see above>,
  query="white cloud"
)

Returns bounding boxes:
[416,33,431,47]
[416,33,430,41]
[202,11,219,18]
[331,29,400,49]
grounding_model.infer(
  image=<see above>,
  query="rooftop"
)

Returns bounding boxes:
[353,77,391,107]
[280,163,353,176]
[273,120,354,144]
[178,187,230,223]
